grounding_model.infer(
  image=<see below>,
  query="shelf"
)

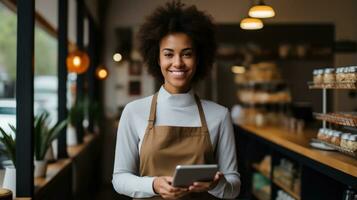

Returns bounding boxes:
[314,112,357,127]
[311,138,357,159]
[308,81,357,89]
[252,189,270,200]
[252,163,271,179]
[273,178,300,200]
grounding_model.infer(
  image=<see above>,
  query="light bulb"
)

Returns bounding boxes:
[113,53,122,62]
[73,56,81,67]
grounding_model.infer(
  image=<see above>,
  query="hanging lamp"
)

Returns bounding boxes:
[66,49,90,74]
[95,65,109,80]
[248,0,275,18]
[240,17,264,30]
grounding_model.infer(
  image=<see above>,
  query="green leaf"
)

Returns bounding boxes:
[0,125,16,167]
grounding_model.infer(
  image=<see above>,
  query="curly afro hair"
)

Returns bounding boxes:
[137,1,217,83]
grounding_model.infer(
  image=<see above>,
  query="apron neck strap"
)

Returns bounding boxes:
[148,93,158,129]
[194,94,208,131]
[147,92,209,130]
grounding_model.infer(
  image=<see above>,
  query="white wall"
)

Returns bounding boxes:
[103,0,357,114]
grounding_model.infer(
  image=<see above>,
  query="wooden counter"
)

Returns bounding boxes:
[239,124,357,178]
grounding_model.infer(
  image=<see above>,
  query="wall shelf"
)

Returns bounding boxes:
[313,112,357,127]
[235,124,357,200]
[308,81,357,89]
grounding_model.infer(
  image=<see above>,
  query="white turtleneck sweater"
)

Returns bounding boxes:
[112,86,240,199]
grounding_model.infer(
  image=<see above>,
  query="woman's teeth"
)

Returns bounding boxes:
[171,71,185,76]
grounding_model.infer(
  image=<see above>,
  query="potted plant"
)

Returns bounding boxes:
[34,112,67,177]
[0,124,16,196]
[67,100,85,146]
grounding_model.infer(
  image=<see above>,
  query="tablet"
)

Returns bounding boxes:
[172,164,218,187]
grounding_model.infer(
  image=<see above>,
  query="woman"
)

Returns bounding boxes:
[112,1,240,199]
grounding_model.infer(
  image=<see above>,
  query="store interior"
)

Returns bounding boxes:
[0,0,356,200]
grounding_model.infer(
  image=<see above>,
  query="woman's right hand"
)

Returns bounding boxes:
[153,176,189,199]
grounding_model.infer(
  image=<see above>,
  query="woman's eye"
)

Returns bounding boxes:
[183,53,192,57]
[164,53,173,57]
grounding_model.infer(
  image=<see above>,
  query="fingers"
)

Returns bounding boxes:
[154,176,189,199]
[189,181,211,193]
[189,171,225,192]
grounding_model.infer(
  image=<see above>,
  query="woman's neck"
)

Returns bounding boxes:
[163,83,191,94]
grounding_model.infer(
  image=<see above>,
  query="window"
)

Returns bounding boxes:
[34,22,58,124]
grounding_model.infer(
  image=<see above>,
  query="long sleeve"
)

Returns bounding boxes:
[208,108,241,199]
[112,104,156,198]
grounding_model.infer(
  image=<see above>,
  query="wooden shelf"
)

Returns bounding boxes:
[308,81,357,89]
[34,159,71,193]
[273,178,300,200]
[314,112,357,127]
[238,124,357,178]
[252,163,271,179]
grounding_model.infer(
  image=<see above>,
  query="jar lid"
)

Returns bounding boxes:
[342,133,351,139]
[324,68,335,74]
[332,131,342,137]
[349,134,357,141]
[326,129,335,135]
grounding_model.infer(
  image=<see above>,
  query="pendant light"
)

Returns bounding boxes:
[248,0,275,18]
[240,17,264,30]
[66,50,90,74]
[95,65,109,80]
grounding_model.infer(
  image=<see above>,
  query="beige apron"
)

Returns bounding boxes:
[135,93,219,200]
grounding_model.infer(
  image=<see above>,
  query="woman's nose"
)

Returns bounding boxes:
[172,55,183,67]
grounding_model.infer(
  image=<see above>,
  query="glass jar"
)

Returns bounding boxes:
[317,128,326,140]
[313,69,324,84]
[347,66,357,82]
[341,133,351,149]
[331,131,342,146]
[325,129,334,143]
[336,67,347,83]
[323,68,336,84]
[347,134,357,152]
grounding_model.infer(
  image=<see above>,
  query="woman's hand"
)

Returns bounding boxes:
[153,176,189,199]
[188,172,224,193]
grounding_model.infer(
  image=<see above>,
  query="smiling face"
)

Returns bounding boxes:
[159,33,197,94]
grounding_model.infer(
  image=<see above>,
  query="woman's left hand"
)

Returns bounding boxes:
[188,171,224,193]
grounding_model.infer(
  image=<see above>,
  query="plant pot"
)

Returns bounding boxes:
[67,125,78,146]
[34,160,47,178]
[2,165,16,198]
[44,144,55,162]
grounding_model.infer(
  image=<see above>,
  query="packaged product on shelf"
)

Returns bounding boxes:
[313,69,324,84]
[347,135,357,152]
[346,66,357,82]
[341,133,352,149]
[325,129,334,143]
[317,128,326,140]
[336,67,347,83]
[331,131,342,146]
[323,68,335,84]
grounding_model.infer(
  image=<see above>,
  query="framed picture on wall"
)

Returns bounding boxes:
[129,80,141,95]
[129,60,142,76]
